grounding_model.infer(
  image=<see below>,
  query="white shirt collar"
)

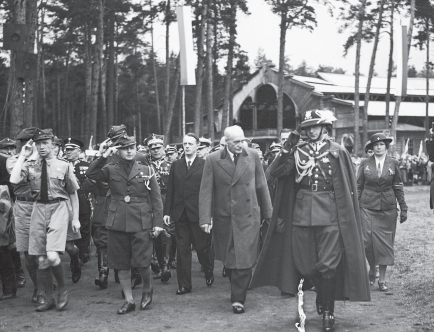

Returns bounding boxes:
[185,154,196,165]
[374,155,386,172]
[226,147,234,161]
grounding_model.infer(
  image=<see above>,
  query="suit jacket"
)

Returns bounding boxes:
[357,155,407,211]
[86,157,163,233]
[199,147,272,269]
[164,156,204,222]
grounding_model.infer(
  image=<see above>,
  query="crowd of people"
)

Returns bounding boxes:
[0,109,431,332]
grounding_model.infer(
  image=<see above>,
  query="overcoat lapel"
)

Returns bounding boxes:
[179,157,187,179]
[368,155,379,183]
[380,155,391,181]
[232,149,250,185]
[216,148,235,177]
[185,157,201,180]
[115,163,128,180]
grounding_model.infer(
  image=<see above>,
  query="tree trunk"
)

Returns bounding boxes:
[114,53,119,125]
[151,4,161,133]
[407,0,415,59]
[56,59,61,133]
[164,55,180,138]
[85,22,93,140]
[136,79,142,143]
[194,2,207,135]
[385,4,394,129]
[63,48,71,137]
[353,0,367,156]
[277,7,288,136]
[425,18,430,137]
[106,0,115,128]
[222,0,237,133]
[363,0,385,144]
[10,0,26,138]
[24,0,37,129]
[206,7,214,143]
[164,0,171,135]
[100,61,107,141]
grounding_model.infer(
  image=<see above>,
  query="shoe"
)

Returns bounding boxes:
[16,269,26,288]
[56,290,69,310]
[160,268,171,283]
[323,311,335,332]
[36,295,46,305]
[169,261,177,269]
[0,291,16,300]
[31,289,38,303]
[316,292,323,315]
[153,271,162,280]
[176,287,191,295]
[72,258,82,283]
[36,297,55,312]
[222,267,227,278]
[140,289,153,310]
[117,301,135,314]
[232,304,245,314]
[378,281,388,292]
[205,272,214,287]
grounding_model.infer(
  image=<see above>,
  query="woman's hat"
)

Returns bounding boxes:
[366,133,393,151]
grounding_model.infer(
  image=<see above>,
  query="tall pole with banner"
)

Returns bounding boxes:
[176,4,196,137]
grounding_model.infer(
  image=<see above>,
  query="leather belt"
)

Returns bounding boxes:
[364,185,392,192]
[300,184,334,192]
[37,198,65,204]
[16,197,36,202]
[111,196,147,203]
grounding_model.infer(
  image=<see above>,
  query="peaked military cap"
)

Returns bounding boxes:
[144,134,164,149]
[116,135,136,148]
[16,127,38,140]
[198,137,212,150]
[300,109,337,128]
[0,137,16,149]
[270,142,282,153]
[54,136,63,147]
[32,128,54,141]
[365,133,393,151]
[64,137,84,149]
[165,144,177,154]
[107,124,127,140]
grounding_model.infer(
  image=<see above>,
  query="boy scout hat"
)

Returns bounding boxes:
[117,135,136,148]
[0,138,16,149]
[32,128,54,141]
[54,136,63,147]
[365,133,393,151]
[300,109,337,128]
[144,134,164,149]
[64,137,84,149]
[16,127,38,140]
[165,145,177,154]
[107,125,127,140]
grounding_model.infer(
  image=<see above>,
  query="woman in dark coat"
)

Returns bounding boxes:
[357,133,408,292]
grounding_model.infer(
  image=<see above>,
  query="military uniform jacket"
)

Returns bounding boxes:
[357,155,407,211]
[72,160,91,214]
[150,158,170,203]
[87,157,163,233]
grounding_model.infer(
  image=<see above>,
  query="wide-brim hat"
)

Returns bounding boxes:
[300,109,337,128]
[365,133,393,151]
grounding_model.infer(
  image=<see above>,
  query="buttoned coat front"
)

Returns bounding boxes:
[199,147,272,270]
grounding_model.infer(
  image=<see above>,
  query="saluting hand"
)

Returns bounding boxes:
[400,210,407,223]
[282,127,301,152]
[71,219,81,233]
[20,139,34,157]
[102,146,118,158]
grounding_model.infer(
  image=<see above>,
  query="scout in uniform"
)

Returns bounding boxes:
[197,137,212,160]
[251,110,370,332]
[10,128,81,312]
[144,134,172,282]
[6,128,42,303]
[86,135,164,314]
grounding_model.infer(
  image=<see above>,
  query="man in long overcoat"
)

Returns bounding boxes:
[250,110,370,332]
[199,125,272,314]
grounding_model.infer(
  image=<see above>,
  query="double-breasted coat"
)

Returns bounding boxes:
[357,155,407,265]
[199,147,272,270]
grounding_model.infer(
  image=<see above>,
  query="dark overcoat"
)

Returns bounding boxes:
[250,140,371,301]
[199,147,272,269]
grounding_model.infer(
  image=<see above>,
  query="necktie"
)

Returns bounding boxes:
[233,154,238,165]
[41,158,49,201]
[377,162,381,178]
[187,160,191,170]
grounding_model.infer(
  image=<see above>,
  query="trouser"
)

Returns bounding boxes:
[0,246,17,295]
[226,268,252,304]
[75,213,91,260]
[175,210,214,290]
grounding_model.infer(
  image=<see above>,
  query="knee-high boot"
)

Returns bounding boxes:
[310,274,323,315]
[95,251,109,289]
[160,238,172,283]
[322,276,336,332]
[10,248,26,288]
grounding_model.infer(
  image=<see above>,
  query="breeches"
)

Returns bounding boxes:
[92,225,108,252]
[292,225,342,279]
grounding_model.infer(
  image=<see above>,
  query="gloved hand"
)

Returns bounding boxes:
[283,127,301,151]
[400,210,407,223]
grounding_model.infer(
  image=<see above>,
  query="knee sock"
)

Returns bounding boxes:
[25,254,38,290]
[38,268,53,300]
[118,270,133,303]
[51,263,66,294]
[137,266,152,292]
